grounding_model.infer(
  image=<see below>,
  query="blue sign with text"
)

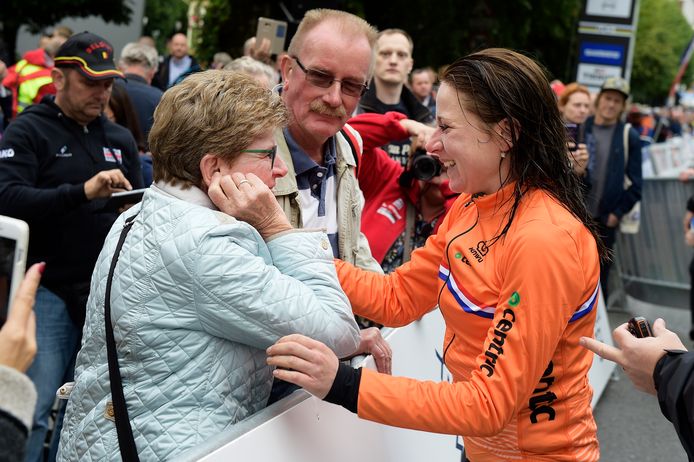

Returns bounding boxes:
[579,42,625,66]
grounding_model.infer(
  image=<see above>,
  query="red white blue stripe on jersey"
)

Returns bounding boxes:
[569,282,600,322]
[438,265,496,319]
[440,264,600,322]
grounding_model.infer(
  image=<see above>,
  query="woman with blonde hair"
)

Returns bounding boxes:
[57,71,360,460]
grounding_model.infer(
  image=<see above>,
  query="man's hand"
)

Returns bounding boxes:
[84,169,132,200]
[267,334,339,399]
[249,37,272,65]
[356,327,392,375]
[207,172,292,239]
[0,263,43,372]
[399,119,435,151]
[606,213,620,228]
[580,318,687,394]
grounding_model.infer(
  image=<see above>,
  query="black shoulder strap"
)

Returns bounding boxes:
[339,127,360,173]
[105,213,140,462]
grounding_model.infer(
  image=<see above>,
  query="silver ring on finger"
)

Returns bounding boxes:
[237,179,251,187]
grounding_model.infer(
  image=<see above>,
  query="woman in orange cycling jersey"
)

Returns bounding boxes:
[267,48,609,462]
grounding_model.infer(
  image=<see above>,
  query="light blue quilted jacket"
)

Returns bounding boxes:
[57,183,360,461]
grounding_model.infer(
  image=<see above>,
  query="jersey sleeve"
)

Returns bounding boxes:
[336,196,465,327]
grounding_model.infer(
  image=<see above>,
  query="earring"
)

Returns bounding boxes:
[500,151,507,159]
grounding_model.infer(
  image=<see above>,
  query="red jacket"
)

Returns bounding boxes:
[349,111,457,262]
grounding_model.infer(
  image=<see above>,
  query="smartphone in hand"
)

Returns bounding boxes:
[627,316,653,338]
[256,17,288,57]
[565,123,579,150]
[0,216,29,327]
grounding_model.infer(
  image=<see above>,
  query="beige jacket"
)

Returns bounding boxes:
[273,125,382,273]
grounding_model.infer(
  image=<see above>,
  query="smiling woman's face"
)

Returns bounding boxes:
[425,83,511,195]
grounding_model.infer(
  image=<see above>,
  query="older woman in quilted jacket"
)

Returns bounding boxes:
[57,71,361,461]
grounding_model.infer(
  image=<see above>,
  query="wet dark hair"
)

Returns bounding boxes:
[441,48,608,261]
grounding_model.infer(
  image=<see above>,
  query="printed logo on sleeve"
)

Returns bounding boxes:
[102,147,123,164]
[0,148,15,159]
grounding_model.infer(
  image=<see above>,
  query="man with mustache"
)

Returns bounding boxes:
[274,8,380,273]
[271,9,391,381]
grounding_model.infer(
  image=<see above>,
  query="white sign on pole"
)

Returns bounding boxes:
[586,0,633,19]
[577,62,623,88]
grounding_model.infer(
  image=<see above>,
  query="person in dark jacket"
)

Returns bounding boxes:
[152,33,200,90]
[0,32,143,462]
[117,42,162,145]
[580,319,693,460]
[583,76,642,297]
[356,29,433,167]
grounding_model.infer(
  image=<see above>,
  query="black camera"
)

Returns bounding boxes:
[410,149,441,181]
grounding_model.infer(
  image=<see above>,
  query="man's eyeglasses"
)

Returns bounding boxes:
[291,56,368,97]
[241,146,277,168]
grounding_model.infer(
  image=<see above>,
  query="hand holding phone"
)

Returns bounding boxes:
[565,123,579,151]
[255,17,288,57]
[627,316,653,338]
[0,216,29,327]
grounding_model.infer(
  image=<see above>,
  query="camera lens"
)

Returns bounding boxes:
[411,150,441,181]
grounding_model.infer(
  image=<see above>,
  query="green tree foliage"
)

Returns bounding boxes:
[632,0,694,104]
[189,0,582,81]
[142,0,189,53]
[360,0,583,81]
[0,0,132,62]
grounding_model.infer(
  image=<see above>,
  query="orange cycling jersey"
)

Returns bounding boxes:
[336,184,601,461]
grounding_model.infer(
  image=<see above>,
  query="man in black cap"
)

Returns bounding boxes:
[0,31,143,462]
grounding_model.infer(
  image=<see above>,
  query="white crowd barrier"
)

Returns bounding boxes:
[645,134,694,177]
[174,294,615,462]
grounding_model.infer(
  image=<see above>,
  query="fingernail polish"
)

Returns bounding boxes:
[38,262,46,274]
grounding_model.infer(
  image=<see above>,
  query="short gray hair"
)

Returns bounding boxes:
[224,57,276,87]
[119,42,159,70]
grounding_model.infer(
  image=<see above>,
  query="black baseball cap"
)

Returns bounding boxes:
[54,31,124,80]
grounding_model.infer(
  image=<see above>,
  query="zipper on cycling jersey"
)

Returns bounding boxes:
[442,333,455,366]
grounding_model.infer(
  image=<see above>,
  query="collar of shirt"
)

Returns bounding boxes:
[283,127,337,176]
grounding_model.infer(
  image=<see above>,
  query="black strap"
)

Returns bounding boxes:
[339,128,359,173]
[104,213,140,461]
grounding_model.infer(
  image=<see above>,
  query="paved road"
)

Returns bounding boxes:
[594,298,690,461]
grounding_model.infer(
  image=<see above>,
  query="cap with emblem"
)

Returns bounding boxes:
[54,31,124,80]
[600,76,630,99]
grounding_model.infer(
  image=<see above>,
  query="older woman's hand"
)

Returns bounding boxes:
[356,327,392,375]
[0,263,43,372]
[208,172,292,239]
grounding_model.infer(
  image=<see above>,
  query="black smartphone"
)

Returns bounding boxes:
[627,316,653,338]
[101,188,146,213]
[565,123,579,150]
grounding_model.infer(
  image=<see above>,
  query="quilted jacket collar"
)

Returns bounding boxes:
[153,181,216,210]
